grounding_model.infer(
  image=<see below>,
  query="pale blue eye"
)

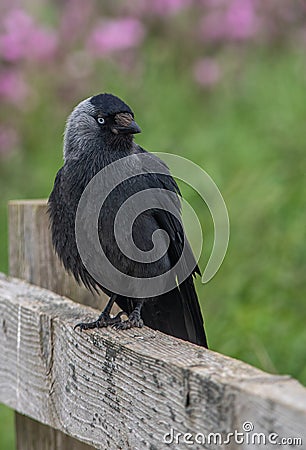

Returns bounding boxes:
[97,117,105,125]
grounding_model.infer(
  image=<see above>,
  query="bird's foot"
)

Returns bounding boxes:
[74,311,124,332]
[112,310,144,330]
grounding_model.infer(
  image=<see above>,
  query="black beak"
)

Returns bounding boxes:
[112,120,141,135]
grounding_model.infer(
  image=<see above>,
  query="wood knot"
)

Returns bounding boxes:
[39,314,54,376]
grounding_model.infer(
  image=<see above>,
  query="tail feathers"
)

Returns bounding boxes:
[142,288,190,341]
[116,277,207,348]
[178,277,207,347]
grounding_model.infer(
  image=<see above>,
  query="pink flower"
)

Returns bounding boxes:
[200,0,259,42]
[0,8,57,62]
[88,18,145,56]
[225,0,259,40]
[0,125,19,157]
[0,9,32,61]
[193,58,221,87]
[0,69,29,104]
[26,27,57,61]
[60,0,95,44]
[2,8,33,33]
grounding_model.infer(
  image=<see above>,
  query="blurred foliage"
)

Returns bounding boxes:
[0,406,15,449]
[0,1,306,448]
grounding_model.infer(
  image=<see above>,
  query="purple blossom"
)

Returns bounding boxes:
[0,69,28,104]
[60,0,95,44]
[0,9,32,61]
[200,0,259,42]
[27,27,57,61]
[88,18,145,56]
[225,0,259,40]
[193,58,221,87]
[2,8,33,33]
[0,8,57,62]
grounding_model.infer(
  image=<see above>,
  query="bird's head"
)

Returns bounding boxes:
[64,93,141,161]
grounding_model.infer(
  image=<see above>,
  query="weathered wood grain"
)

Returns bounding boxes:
[15,414,93,450]
[0,273,305,450]
[9,200,107,450]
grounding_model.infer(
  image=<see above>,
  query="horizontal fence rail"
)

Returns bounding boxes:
[0,274,305,449]
[0,200,305,450]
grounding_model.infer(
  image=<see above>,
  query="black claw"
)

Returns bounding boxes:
[74,321,98,331]
[108,311,125,324]
[74,311,124,332]
[112,316,144,330]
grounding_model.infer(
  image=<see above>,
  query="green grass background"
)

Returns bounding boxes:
[0,48,305,447]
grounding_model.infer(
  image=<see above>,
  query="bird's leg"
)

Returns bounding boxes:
[74,294,124,331]
[113,300,144,330]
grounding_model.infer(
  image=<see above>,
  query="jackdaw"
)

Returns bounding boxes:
[48,93,207,347]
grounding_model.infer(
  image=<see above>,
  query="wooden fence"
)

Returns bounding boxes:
[0,200,305,449]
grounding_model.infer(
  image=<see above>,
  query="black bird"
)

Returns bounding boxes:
[48,93,207,347]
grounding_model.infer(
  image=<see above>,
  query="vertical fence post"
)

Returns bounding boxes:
[8,199,106,450]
